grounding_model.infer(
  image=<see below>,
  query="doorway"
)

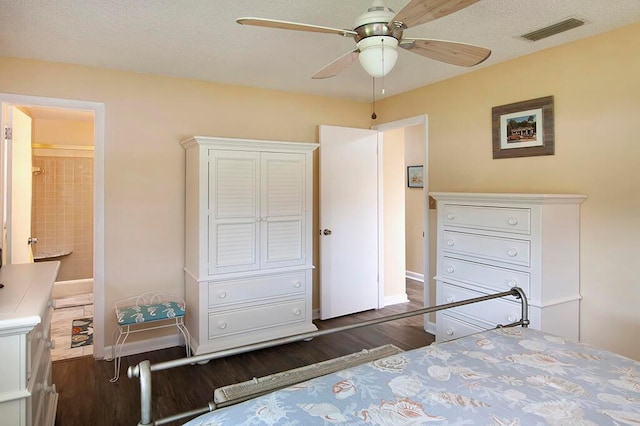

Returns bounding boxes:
[1,93,106,359]
[373,115,433,333]
[318,116,430,328]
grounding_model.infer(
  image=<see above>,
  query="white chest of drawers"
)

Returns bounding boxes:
[0,262,60,426]
[430,193,586,342]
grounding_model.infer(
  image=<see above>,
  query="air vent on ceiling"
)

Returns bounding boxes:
[520,18,586,42]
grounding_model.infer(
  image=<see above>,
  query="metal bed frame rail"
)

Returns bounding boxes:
[128,287,529,426]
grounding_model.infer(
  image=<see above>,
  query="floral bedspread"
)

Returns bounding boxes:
[184,327,640,425]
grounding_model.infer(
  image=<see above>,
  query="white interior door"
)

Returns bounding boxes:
[320,125,379,319]
[3,105,33,264]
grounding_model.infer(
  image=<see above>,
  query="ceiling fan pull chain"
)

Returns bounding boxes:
[371,77,377,120]
[381,38,386,95]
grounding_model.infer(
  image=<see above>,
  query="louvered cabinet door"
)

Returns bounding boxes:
[260,152,306,269]
[208,150,260,274]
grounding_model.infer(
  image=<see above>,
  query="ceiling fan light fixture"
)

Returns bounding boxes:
[357,36,399,78]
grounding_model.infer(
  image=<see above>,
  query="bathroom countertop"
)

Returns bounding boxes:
[33,249,73,261]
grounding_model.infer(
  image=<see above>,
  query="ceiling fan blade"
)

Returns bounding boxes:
[237,17,357,37]
[312,50,359,79]
[400,38,490,67]
[392,0,480,29]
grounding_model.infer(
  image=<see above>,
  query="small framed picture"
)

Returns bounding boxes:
[492,96,554,159]
[407,165,423,188]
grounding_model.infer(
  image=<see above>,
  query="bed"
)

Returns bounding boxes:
[128,288,640,425]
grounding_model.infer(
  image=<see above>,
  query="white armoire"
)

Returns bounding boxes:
[430,192,587,343]
[181,136,319,355]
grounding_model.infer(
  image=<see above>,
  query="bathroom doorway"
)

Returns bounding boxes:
[2,101,100,361]
[1,93,106,360]
[28,106,95,360]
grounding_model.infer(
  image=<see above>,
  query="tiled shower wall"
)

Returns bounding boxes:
[31,154,94,281]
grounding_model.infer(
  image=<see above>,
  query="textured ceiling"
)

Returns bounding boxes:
[1,0,640,102]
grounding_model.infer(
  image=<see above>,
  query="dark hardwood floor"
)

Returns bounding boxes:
[53,280,432,426]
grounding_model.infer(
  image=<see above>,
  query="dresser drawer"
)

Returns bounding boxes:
[436,313,485,342]
[28,334,53,425]
[441,204,531,234]
[27,301,54,380]
[209,299,307,338]
[442,230,530,267]
[438,283,523,327]
[208,272,306,307]
[440,257,530,295]
[31,361,55,426]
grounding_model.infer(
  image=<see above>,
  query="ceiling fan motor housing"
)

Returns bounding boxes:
[353,1,404,42]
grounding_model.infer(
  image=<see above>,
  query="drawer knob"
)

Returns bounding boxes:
[507,279,517,288]
[446,328,454,336]
[256,218,262,222]
[508,217,518,226]
[446,295,455,303]
[446,265,455,274]
[218,322,227,330]
[293,308,302,316]
[446,239,454,247]
[218,291,227,299]
[446,212,455,220]
[507,248,518,257]
[507,314,517,322]
[293,281,302,288]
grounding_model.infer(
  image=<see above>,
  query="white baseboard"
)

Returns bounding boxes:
[103,334,184,361]
[405,271,424,282]
[384,293,410,306]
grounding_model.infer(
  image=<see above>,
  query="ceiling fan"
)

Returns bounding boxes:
[237,0,491,80]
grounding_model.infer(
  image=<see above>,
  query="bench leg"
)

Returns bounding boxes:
[110,325,131,382]
[176,318,191,357]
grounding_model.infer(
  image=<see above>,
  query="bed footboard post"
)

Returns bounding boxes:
[511,287,530,327]
[129,360,153,426]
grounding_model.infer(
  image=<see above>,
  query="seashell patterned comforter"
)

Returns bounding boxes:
[184,327,640,425]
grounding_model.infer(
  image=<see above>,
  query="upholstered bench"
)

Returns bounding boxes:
[110,292,191,382]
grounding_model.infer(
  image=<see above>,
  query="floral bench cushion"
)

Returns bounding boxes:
[116,301,185,326]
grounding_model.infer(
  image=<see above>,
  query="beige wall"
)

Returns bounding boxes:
[382,128,406,299]
[0,56,371,352]
[377,22,640,360]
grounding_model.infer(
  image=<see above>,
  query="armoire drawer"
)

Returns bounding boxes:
[438,283,524,327]
[208,299,307,338]
[442,230,530,267]
[440,257,530,295]
[441,204,531,235]
[208,272,306,307]
[436,313,485,342]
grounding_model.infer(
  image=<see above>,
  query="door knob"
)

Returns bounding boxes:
[322,229,332,236]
